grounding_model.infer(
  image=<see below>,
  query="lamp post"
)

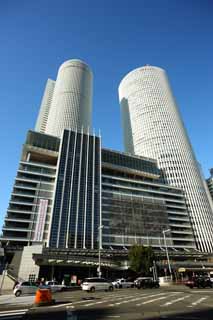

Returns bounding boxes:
[162,229,172,279]
[98,225,104,278]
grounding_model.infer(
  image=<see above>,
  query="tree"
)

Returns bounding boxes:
[128,245,155,275]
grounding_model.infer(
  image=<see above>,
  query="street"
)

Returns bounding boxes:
[1,286,213,319]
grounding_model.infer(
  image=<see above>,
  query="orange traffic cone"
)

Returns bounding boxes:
[34,288,55,307]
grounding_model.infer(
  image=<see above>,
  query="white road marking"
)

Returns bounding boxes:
[136,292,180,306]
[187,296,208,308]
[109,294,148,306]
[0,309,27,319]
[47,293,137,309]
[109,292,166,307]
[50,302,75,308]
[0,309,28,314]
[83,294,137,307]
[137,295,170,305]
[161,295,191,307]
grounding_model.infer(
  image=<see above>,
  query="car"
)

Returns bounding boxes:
[136,278,160,289]
[134,277,152,287]
[185,277,213,289]
[112,278,134,289]
[13,281,49,297]
[81,277,114,292]
[45,281,66,292]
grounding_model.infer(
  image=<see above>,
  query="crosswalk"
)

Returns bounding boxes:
[0,291,212,318]
[64,291,212,310]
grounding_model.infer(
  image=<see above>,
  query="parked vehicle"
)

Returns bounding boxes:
[136,278,160,289]
[134,277,152,287]
[45,280,66,292]
[112,278,134,289]
[13,281,49,297]
[81,277,114,292]
[185,277,213,289]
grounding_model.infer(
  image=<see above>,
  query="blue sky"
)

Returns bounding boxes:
[0,0,213,228]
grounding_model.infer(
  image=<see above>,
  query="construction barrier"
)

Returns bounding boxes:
[34,288,54,306]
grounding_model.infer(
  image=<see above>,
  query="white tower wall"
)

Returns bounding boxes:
[119,65,213,252]
[46,59,93,137]
[35,79,55,133]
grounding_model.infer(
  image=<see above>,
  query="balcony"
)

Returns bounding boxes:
[5,217,33,223]
[2,226,30,232]
[20,160,56,170]
[7,209,33,214]
[16,177,54,185]
[18,169,55,178]
[0,236,29,242]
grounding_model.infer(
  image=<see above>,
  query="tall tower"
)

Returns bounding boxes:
[45,59,93,137]
[35,79,55,133]
[119,65,213,252]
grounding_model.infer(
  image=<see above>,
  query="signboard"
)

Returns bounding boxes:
[33,199,48,242]
[71,275,77,284]
[178,268,186,273]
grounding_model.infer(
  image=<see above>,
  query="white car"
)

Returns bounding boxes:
[13,281,48,297]
[45,281,66,292]
[81,277,114,292]
[112,278,134,289]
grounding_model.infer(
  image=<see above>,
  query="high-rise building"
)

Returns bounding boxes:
[49,129,101,250]
[207,169,213,201]
[119,65,213,252]
[35,79,55,133]
[45,59,93,137]
[1,130,60,247]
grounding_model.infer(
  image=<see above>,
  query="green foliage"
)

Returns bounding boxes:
[128,245,155,275]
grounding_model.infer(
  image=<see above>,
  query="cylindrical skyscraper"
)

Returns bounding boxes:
[46,59,93,137]
[35,79,55,133]
[119,65,213,252]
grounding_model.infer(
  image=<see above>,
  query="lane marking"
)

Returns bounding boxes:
[136,292,180,306]
[0,311,27,319]
[109,294,148,306]
[0,309,28,314]
[47,293,138,308]
[83,294,137,307]
[137,295,171,305]
[161,295,191,307]
[109,292,166,307]
[188,296,208,308]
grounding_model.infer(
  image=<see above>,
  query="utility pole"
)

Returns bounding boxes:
[162,229,172,280]
[98,225,104,278]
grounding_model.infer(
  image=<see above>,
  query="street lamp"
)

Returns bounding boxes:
[162,229,172,280]
[98,225,104,278]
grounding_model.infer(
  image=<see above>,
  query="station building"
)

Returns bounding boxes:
[1,128,199,281]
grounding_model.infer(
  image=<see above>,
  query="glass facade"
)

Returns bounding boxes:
[102,148,160,177]
[102,148,195,249]
[49,129,101,249]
